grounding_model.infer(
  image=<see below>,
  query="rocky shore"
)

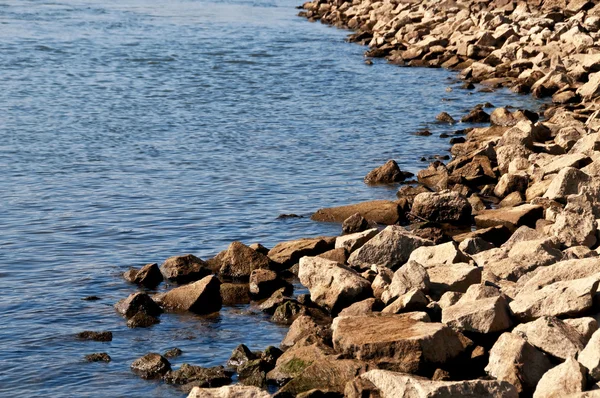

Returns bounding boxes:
[90,0,600,397]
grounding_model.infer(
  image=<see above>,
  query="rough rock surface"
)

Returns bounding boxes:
[211,241,271,281]
[123,262,163,288]
[159,275,222,314]
[442,296,511,334]
[364,159,409,184]
[187,385,270,398]
[311,200,403,225]
[410,191,472,225]
[131,353,171,379]
[512,316,586,360]
[267,237,332,269]
[533,357,586,398]
[160,254,211,284]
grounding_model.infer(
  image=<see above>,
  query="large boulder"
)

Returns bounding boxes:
[267,237,333,269]
[248,269,290,299]
[417,162,449,191]
[410,191,472,225]
[331,313,469,372]
[160,254,211,284]
[513,316,586,359]
[159,275,222,314]
[266,339,335,384]
[485,333,552,394]
[131,353,171,379]
[311,200,403,225]
[551,201,597,248]
[442,296,512,334]
[533,357,586,398]
[364,159,410,184]
[543,167,591,203]
[210,242,271,281]
[348,226,434,270]
[346,370,518,398]
[518,258,600,295]
[298,256,372,314]
[187,385,270,398]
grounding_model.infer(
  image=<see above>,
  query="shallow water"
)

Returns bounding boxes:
[0,0,543,396]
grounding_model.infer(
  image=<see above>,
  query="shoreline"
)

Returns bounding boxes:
[117,1,600,397]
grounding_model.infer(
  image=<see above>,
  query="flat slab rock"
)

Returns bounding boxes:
[346,370,518,398]
[187,385,270,398]
[331,313,468,373]
[311,200,403,225]
[267,237,333,268]
[474,204,543,231]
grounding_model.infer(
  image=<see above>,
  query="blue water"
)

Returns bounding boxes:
[0,0,542,396]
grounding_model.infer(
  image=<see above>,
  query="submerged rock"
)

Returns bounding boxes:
[77,331,113,342]
[85,353,111,362]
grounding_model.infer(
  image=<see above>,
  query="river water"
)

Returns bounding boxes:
[0,0,542,396]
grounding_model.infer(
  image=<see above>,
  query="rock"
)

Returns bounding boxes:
[461,108,491,123]
[348,226,433,270]
[237,359,269,388]
[499,191,524,208]
[541,154,591,175]
[271,300,304,325]
[187,385,270,398]
[338,297,384,317]
[85,352,111,362]
[496,144,532,174]
[347,370,518,398]
[281,315,329,349]
[127,312,160,328]
[267,237,333,269]
[458,237,495,255]
[493,173,529,198]
[258,288,294,314]
[579,329,600,380]
[227,344,256,369]
[364,160,409,184]
[491,107,520,126]
[533,357,586,398]
[410,191,472,225]
[407,241,469,267]
[543,167,591,203]
[249,269,291,299]
[436,112,455,123]
[565,317,599,342]
[317,247,348,264]
[518,258,600,295]
[474,204,543,231]
[160,254,211,284]
[551,201,597,248]
[249,243,269,255]
[164,364,232,391]
[382,289,428,314]
[509,275,600,321]
[131,353,171,379]
[381,261,430,304]
[311,200,403,225]
[277,358,372,396]
[427,263,482,296]
[417,161,449,191]
[442,295,511,333]
[159,275,222,314]
[335,228,378,253]
[485,333,552,394]
[267,339,335,384]
[115,292,162,318]
[341,213,377,235]
[298,256,372,314]
[577,71,600,100]
[77,331,113,342]
[513,316,586,359]
[260,346,282,368]
[220,283,251,305]
[211,242,271,281]
[332,313,468,372]
[123,263,163,288]
[164,348,183,359]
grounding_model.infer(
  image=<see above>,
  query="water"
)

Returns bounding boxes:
[0,0,543,396]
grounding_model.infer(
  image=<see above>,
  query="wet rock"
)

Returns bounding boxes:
[160,254,211,284]
[77,331,113,342]
[348,226,433,270]
[512,316,585,359]
[115,292,162,318]
[268,237,333,269]
[164,364,232,391]
[85,353,111,362]
[485,333,552,394]
[474,204,543,232]
[461,108,491,123]
[332,313,468,372]
[298,256,372,314]
[219,283,251,306]
[249,269,291,299]
[363,159,410,184]
[442,295,511,334]
[410,191,472,225]
[187,385,270,398]
[123,263,163,288]
[311,200,403,225]
[238,359,270,388]
[533,357,586,398]
[127,312,160,328]
[381,261,430,305]
[164,348,183,359]
[341,213,377,235]
[271,300,304,324]
[436,112,455,123]
[131,353,171,379]
[258,288,294,314]
[159,275,222,314]
[335,228,378,253]
[227,344,256,369]
[82,296,101,301]
[347,370,518,398]
[211,241,271,281]
[277,358,372,396]
[261,346,282,368]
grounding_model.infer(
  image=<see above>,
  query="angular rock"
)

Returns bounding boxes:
[187,385,270,398]
[332,314,468,372]
[417,162,449,191]
[428,263,482,296]
[341,213,377,235]
[442,295,511,333]
[219,283,250,306]
[382,289,429,314]
[348,226,433,270]
[364,159,408,184]
[461,108,491,123]
[543,167,591,203]
[161,254,211,284]
[77,331,113,342]
[123,263,163,288]
[210,242,271,281]
[338,297,384,317]
[164,364,232,391]
[311,200,403,225]
[493,173,529,198]
[298,256,372,314]
[159,275,222,314]
[266,339,335,384]
[131,353,171,379]
[513,316,585,359]
[249,269,290,299]
[474,204,543,231]
[114,292,162,319]
[458,237,495,255]
[485,333,552,394]
[127,312,160,328]
[381,261,430,304]
[227,344,256,369]
[533,357,586,398]
[407,241,469,267]
[579,329,600,380]
[268,237,333,269]
[281,315,329,349]
[410,191,472,225]
[335,228,378,253]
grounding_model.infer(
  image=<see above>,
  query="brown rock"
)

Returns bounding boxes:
[364,159,409,184]
[131,353,171,379]
[211,242,271,281]
[410,191,472,225]
[311,200,403,225]
[114,292,162,318]
[160,254,211,284]
[123,263,163,288]
[533,357,586,398]
[220,283,250,305]
[160,275,222,314]
[474,204,543,231]
[268,237,333,269]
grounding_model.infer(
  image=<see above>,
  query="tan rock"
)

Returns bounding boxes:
[187,385,271,398]
[407,241,469,267]
[513,316,586,359]
[160,254,211,284]
[579,329,600,380]
[311,200,403,225]
[381,261,430,304]
[212,241,271,281]
[474,204,543,231]
[335,228,378,253]
[382,289,429,314]
[410,191,472,225]
[428,263,482,295]
[159,275,222,314]
[442,295,511,333]
[364,159,408,184]
[533,357,586,398]
[268,237,332,268]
